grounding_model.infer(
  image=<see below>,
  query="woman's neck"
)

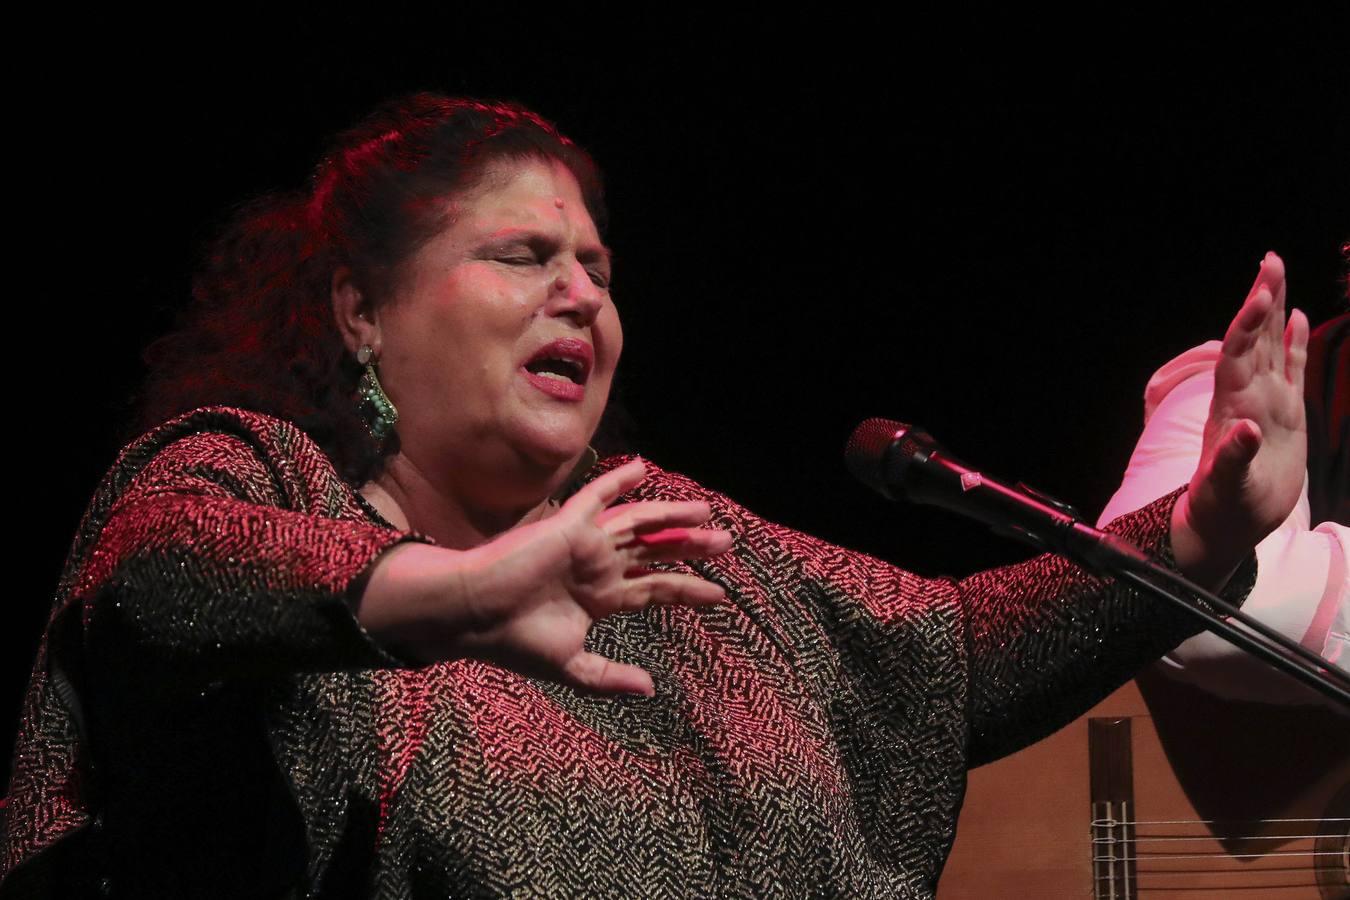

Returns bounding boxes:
[360,452,559,549]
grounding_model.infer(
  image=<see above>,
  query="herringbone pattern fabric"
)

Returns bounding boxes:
[1,407,1253,898]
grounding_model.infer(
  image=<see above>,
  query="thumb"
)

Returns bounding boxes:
[1210,419,1262,485]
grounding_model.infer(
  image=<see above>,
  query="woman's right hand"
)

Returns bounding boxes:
[355,460,732,696]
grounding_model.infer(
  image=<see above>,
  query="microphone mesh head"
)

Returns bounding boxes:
[844,418,907,498]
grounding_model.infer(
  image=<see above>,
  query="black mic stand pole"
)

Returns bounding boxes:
[1021,507,1350,711]
[847,419,1350,710]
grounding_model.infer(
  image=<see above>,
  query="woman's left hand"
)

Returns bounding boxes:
[1172,251,1309,588]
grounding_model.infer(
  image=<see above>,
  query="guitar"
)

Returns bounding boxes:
[937,671,1350,899]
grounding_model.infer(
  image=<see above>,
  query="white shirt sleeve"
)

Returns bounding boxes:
[1098,342,1349,705]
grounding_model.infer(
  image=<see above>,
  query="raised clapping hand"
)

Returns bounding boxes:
[1172,251,1309,588]
[359,459,732,696]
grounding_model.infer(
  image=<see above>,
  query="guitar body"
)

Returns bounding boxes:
[937,672,1350,899]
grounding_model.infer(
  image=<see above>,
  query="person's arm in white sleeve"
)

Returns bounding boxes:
[1099,342,1349,705]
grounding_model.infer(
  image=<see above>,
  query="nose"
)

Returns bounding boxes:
[547,259,603,327]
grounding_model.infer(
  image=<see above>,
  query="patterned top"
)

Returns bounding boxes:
[1,406,1254,899]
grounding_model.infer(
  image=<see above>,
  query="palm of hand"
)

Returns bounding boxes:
[472,515,628,679]
[456,460,729,696]
[1189,252,1309,554]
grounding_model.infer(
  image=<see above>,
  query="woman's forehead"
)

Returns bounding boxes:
[453,158,597,235]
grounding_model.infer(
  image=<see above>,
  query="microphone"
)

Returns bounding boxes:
[844,418,1150,573]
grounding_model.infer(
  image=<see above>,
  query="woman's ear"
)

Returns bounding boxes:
[331,265,380,358]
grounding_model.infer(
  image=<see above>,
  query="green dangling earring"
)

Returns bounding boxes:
[356,344,399,444]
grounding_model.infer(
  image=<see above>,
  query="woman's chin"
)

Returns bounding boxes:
[511,426,593,474]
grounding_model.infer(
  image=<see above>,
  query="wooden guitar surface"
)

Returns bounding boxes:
[937,672,1350,899]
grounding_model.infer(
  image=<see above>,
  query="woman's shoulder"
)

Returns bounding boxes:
[103,405,356,516]
[120,405,325,465]
[593,454,936,592]
[591,454,760,531]
[592,454,722,503]
[52,405,366,601]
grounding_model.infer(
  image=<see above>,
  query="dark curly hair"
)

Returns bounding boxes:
[135,94,609,485]
[1342,238,1350,304]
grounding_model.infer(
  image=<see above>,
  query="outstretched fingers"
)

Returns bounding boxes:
[629,526,734,563]
[560,568,732,692]
[1223,279,1274,361]
[621,571,727,612]
[1226,253,1283,344]
[598,498,733,567]
[561,651,655,697]
[566,459,648,519]
[1284,308,1309,391]
[1262,251,1288,344]
[598,499,715,539]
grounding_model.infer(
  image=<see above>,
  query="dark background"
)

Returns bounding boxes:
[9,13,1348,787]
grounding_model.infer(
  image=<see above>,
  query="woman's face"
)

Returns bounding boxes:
[373,157,621,497]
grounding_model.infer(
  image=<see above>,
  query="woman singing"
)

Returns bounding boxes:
[2,94,1308,898]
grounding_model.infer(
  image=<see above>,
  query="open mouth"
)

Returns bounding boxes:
[524,356,587,384]
[523,339,593,386]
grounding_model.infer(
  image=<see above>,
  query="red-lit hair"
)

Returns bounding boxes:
[136,94,607,484]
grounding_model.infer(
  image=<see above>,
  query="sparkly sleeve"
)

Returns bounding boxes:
[607,458,1255,774]
[2,408,427,891]
[74,418,424,685]
[959,486,1257,765]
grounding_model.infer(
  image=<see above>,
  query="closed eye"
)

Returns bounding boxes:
[480,231,612,286]
[480,235,547,267]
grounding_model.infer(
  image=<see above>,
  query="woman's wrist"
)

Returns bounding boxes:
[1169,488,1252,592]
[352,542,476,664]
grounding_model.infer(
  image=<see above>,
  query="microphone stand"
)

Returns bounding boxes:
[844,418,1350,710]
[989,488,1350,710]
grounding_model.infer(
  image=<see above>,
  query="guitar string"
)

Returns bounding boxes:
[1090,813,1347,866]
[1092,816,1348,826]
[1096,874,1335,886]
[1095,873,1339,884]
[1094,833,1346,843]
[1091,849,1346,862]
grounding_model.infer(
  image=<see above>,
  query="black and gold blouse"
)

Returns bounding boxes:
[1,407,1253,898]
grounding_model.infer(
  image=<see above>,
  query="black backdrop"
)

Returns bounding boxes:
[9,12,1348,788]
